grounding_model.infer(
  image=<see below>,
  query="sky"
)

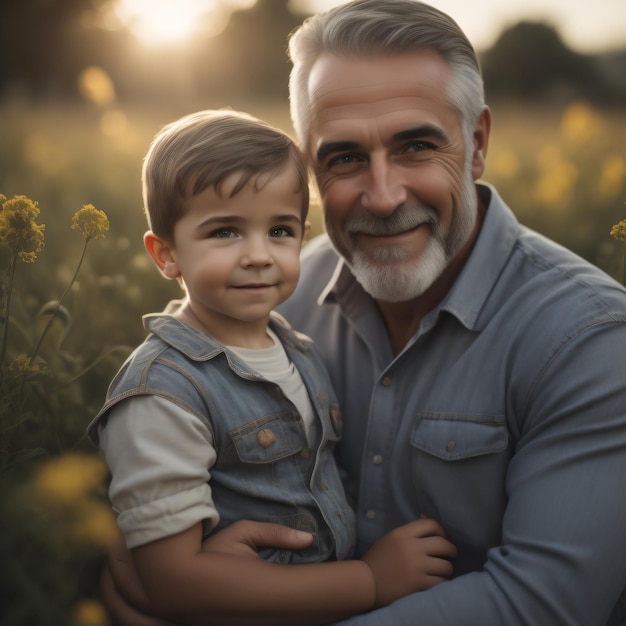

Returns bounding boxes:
[299,0,626,53]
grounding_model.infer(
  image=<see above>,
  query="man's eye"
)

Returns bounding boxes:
[401,141,435,154]
[328,154,358,166]
[325,153,365,173]
[269,226,293,238]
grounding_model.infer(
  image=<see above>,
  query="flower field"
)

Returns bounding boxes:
[0,97,625,625]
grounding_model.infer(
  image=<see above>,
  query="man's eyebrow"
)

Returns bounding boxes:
[393,125,448,143]
[316,141,361,164]
[315,125,448,163]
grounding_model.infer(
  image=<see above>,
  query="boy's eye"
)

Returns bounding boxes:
[269,226,293,238]
[211,228,237,239]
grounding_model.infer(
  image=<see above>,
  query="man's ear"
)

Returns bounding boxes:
[471,106,491,181]
[144,231,181,279]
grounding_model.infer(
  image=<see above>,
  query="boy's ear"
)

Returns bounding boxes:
[302,220,311,247]
[144,231,181,279]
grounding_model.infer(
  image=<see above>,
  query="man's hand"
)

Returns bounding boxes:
[362,518,458,607]
[100,527,177,626]
[201,520,314,557]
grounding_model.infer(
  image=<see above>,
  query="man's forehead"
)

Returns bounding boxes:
[307,51,456,151]
[308,50,450,105]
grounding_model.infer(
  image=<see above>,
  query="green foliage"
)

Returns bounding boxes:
[0,193,126,625]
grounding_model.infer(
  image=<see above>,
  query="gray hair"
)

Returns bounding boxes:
[288,0,485,155]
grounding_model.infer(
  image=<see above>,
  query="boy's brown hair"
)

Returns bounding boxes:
[142,109,309,240]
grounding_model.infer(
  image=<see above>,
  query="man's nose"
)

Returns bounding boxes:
[241,236,273,267]
[361,155,407,216]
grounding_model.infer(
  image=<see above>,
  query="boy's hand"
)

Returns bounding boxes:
[361,517,458,607]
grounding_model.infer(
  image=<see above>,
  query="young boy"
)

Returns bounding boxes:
[88,110,456,626]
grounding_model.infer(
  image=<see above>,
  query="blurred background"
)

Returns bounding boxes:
[0,1,625,624]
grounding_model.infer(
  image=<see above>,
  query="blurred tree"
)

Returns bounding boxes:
[480,21,606,102]
[1,2,624,106]
[0,0,111,100]
[195,0,303,101]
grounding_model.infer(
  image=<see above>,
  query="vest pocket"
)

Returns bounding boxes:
[229,412,307,463]
[411,413,508,461]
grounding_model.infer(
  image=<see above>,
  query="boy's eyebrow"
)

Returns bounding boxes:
[195,215,244,230]
[315,124,448,163]
[195,214,303,230]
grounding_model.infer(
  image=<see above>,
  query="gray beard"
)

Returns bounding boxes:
[339,174,477,302]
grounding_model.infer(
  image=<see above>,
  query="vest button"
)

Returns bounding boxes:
[257,428,275,447]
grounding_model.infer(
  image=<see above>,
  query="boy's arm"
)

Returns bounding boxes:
[132,518,456,626]
[132,521,375,626]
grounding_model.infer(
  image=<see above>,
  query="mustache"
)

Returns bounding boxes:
[345,204,437,236]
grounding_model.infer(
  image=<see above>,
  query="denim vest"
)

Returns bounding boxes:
[89,310,355,563]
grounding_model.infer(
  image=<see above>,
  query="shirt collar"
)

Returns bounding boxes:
[318,183,520,331]
[143,306,309,360]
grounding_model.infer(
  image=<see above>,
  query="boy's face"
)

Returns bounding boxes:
[156,162,306,344]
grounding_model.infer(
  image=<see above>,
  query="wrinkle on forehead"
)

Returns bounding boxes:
[307,51,454,135]
[307,54,461,158]
[308,50,451,107]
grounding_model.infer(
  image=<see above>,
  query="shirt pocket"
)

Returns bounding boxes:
[410,412,508,461]
[229,412,307,464]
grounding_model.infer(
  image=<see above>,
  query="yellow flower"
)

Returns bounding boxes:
[71,599,110,626]
[34,453,108,505]
[8,353,46,378]
[71,204,109,241]
[0,194,45,262]
[610,219,626,242]
[70,500,119,549]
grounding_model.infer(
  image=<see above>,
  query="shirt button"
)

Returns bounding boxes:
[366,509,376,519]
[381,376,391,386]
[257,429,275,448]
[446,440,456,452]
[372,454,383,465]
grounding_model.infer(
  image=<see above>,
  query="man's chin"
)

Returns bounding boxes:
[348,248,446,302]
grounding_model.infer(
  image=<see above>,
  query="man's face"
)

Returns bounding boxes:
[306,50,488,302]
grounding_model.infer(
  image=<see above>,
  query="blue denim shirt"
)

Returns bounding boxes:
[90,311,355,564]
[278,184,626,625]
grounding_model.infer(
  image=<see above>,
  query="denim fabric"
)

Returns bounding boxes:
[278,184,626,625]
[90,312,355,564]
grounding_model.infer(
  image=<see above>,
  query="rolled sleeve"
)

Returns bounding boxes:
[99,395,219,548]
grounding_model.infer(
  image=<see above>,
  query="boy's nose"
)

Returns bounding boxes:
[241,238,273,267]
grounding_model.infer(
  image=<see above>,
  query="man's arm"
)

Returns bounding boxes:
[331,322,626,625]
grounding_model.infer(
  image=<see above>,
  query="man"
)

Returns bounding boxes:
[104,1,626,624]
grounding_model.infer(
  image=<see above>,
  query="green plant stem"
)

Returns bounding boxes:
[16,239,89,408]
[0,252,18,383]
[29,239,88,367]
